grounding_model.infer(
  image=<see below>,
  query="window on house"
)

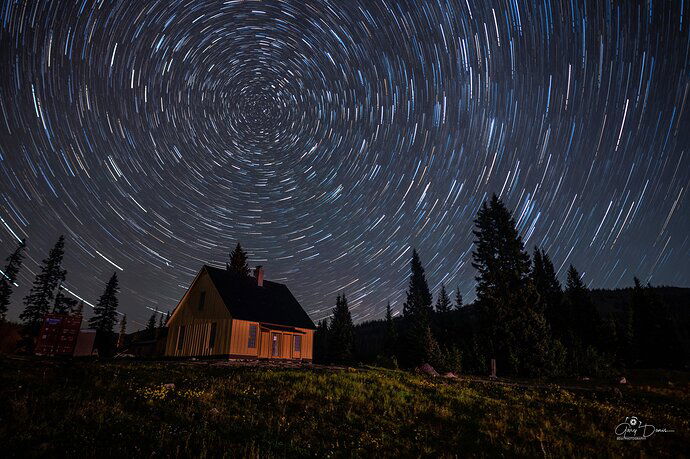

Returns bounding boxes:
[198,291,206,311]
[209,322,217,349]
[248,324,257,348]
[294,335,302,352]
[177,325,186,351]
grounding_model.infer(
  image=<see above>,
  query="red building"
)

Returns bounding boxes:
[34,314,83,356]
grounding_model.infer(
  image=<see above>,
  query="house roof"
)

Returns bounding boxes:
[204,265,316,330]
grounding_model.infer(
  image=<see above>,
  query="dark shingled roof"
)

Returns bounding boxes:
[204,265,316,330]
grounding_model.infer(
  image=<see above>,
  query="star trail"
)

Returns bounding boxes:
[0,0,688,328]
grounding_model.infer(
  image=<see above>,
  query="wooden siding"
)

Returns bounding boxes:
[229,319,260,357]
[231,321,314,360]
[165,267,315,360]
[165,269,233,357]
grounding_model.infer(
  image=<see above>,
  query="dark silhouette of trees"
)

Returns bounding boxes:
[228,242,250,277]
[0,239,25,321]
[402,249,435,366]
[314,318,329,363]
[435,283,452,314]
[531,247,562,325]
[53,284,77,314]
[328,294,354,364]
[89,273,119,357]
[454,286,463,309]
[471,195,562,377]
[146,313,157,333]
[20,236,67,349]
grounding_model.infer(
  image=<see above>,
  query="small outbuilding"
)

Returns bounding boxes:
[165,265,316,361]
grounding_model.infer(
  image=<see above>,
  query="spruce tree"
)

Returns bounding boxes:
[402,249,435,366]
[564,265,600,348]
[314,318,330,363]
[0,239,26,321]
[53,284,77,314]
[454,286,463,309]
[402,250,434,323]
[531,247,563,335]
[146,313,157,332]
[20,236,67,336]
[329,294,354,364]
[89,273,119,334]
[435,283,452,314]
[73,300,84,316]
[471,195,559,377]
[228,242,250,277]
[89,273,119,357]
[157,313,164,328]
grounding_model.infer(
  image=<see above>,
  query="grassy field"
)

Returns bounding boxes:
[0,356,687,457]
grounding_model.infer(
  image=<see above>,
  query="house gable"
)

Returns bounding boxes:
[165,267,233,356]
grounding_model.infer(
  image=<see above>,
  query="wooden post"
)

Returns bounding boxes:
[490,358,497,378]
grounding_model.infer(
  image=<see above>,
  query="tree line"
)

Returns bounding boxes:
[0,236,121,356]
[315,194,686,377]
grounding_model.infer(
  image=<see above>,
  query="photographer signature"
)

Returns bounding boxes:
[615,416,674,440]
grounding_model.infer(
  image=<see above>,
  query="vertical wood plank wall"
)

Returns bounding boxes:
[165,269,233,357]
[165,268,315,360]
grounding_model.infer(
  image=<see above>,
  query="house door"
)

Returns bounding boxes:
[271,333,280,357]
[292,335,302,359]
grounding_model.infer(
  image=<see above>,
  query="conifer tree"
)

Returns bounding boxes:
[314,318,330,363]
[53,284,77,314]
[471,195,560,377]
[20,236,67,337]
[146,313,157,332]
[0,239,26,321]
[228,242,250,277]
[454,286,463,309]
[435,283,452,314]
[329,294,354,364]
[157,313,164,328]
[531,247,563,335]
[564,265,600,348]
[402,249,435,366]
[89,273,119,357]
[73,300,84,316]
[88,273,119,334]
[402,249,434,323]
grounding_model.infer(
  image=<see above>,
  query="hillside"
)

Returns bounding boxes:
[1,356,687,457]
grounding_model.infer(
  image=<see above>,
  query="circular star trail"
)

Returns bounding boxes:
[1,0,689,327]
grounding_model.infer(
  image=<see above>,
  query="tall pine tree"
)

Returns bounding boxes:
[402,249,436,366]
[89,273,119,334]
[314,318,330,364]
[435,283,452,314]
[531,247,563,336]
[0,239,26,321]
[20,236,67,336]
[52,284,77,314]
[89,273,119,357]
[228,242,250,277]
[454,286,463,309]
[329,294,354,364]
[471,195,561,377]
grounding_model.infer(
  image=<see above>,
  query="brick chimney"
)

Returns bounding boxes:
[254,265,264,287]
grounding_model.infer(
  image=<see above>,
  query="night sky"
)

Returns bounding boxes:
[1,0,688,329]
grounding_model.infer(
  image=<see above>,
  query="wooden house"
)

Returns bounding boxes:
[165,265,316,361]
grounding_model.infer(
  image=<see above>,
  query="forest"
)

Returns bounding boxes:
[314,194,689,377]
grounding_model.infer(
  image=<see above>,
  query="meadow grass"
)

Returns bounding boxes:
[0,356,687,457]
